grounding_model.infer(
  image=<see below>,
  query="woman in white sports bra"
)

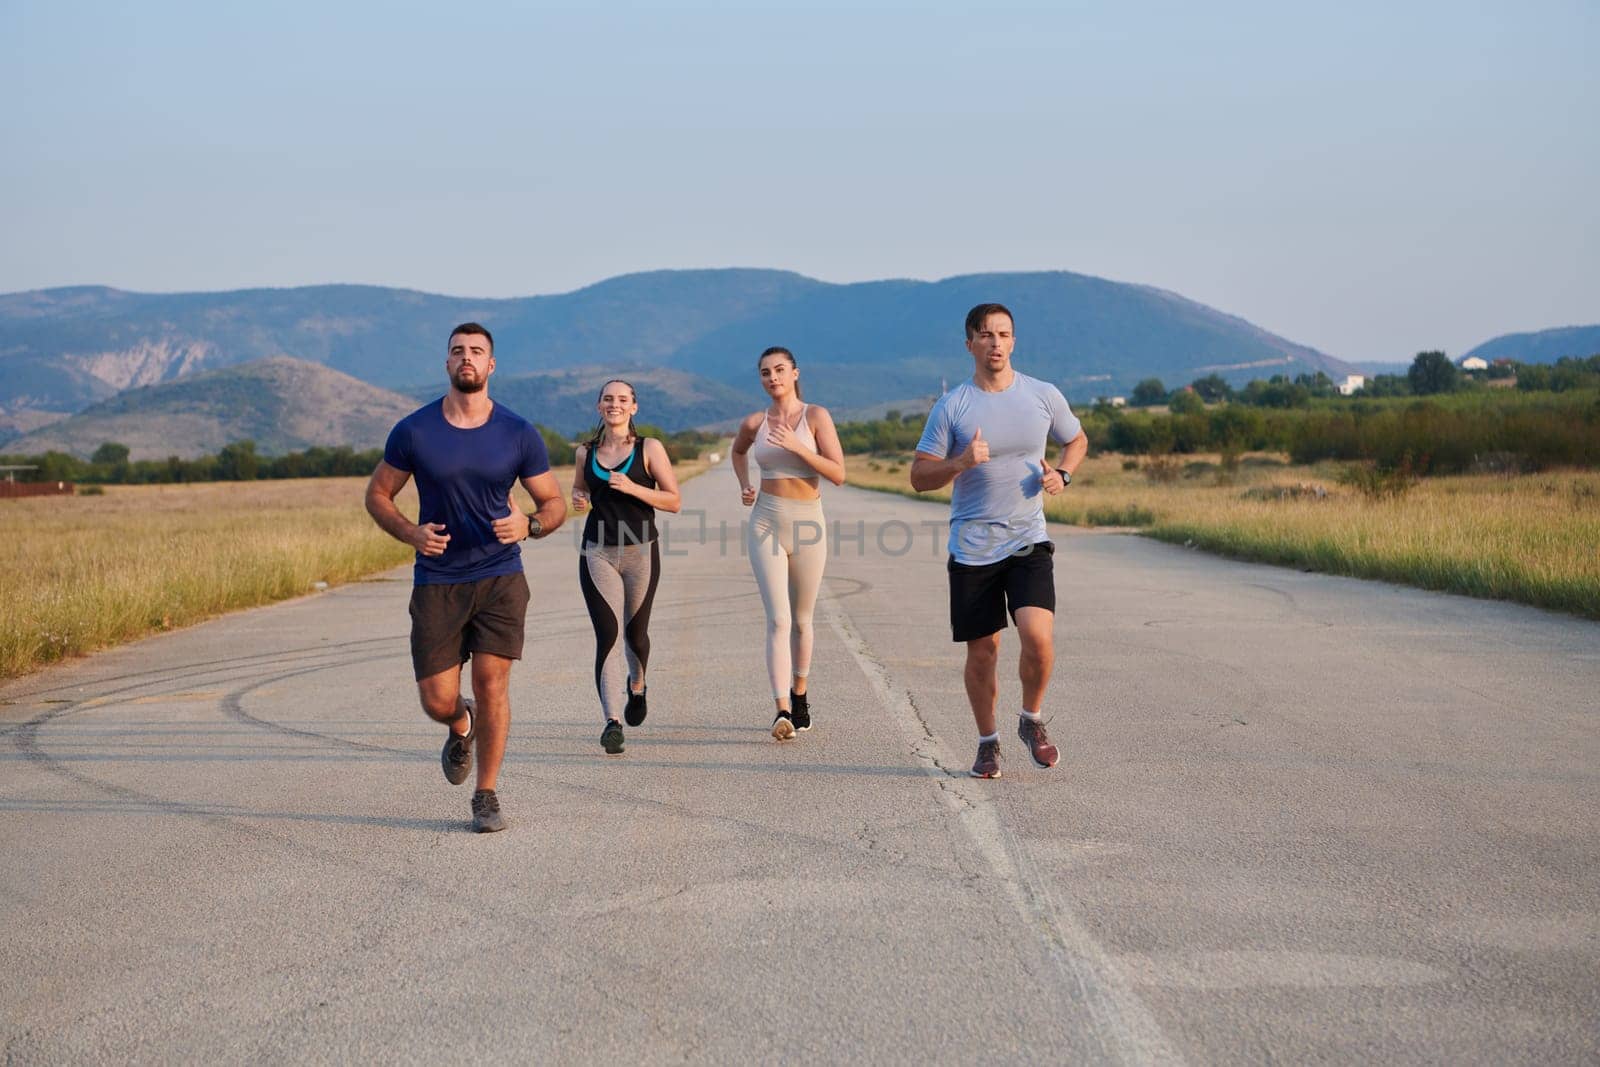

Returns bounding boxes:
[730,346,846,740]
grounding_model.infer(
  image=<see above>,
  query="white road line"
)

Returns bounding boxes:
[821,583,1187,1067]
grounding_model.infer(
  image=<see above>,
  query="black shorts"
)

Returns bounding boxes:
[947,541,1055,643]
[408,572,531,680]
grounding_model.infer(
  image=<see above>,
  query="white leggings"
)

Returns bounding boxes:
[747,494,827,701]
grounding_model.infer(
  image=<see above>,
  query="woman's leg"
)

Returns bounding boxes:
[619,540,660,689]
[786,506,827,695]
[747,501,794,709]
[578,547,628,724]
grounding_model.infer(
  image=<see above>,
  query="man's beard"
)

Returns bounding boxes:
[451,371,487,393]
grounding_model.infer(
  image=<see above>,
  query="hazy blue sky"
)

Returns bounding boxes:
[3,0,1595,363]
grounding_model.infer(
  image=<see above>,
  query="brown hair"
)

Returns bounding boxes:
[964,303,1014,340]
[448,322,494,351]
[759,346,802,400]
[585,378,640,455]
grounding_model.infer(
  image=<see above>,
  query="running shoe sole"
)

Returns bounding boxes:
[772,717,796,741]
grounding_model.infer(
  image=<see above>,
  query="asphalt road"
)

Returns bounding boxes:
[3,462,1597,1064]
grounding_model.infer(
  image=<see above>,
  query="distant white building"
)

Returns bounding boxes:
[1336,374,1365,396]
[1461,356,1488,371]
[1094,396,1127,408]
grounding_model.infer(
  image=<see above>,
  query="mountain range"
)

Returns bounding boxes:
[3,269,1591,458]
[0,268,1351,411]
[1461,325,1600,365]
[3,358,417,460]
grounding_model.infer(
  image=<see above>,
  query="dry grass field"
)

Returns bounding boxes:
[847,452,1600,620]
[1,453,716,680]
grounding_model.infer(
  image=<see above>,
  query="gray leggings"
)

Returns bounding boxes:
[747,494,827,701]
[578,540,661,723]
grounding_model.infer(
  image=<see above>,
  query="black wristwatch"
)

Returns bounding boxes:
[1055,468,1072,486]
[525,514,543,539]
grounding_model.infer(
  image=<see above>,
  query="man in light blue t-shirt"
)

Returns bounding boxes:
[911,303,1089,780]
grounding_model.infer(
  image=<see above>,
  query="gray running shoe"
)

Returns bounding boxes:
[1017,716,1059,768]
[771,711,796,741]
[602,719,625,755]
[624,682,648,727]
[441,698,474,785]
[471,788,504,833]
[970,739,1002,779]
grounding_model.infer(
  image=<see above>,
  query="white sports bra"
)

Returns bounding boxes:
[752,405,818,480]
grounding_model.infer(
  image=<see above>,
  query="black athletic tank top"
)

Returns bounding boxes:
[582,438,659,545]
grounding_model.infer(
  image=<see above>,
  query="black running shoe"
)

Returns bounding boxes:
[772,711,796,741]
[624,682,648,727]
[441,698,474,786]
[601,719,625,755]
[790,690,811,732]
[471,788,504,833]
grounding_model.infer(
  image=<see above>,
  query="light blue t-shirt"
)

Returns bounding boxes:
[915,372,1082,565]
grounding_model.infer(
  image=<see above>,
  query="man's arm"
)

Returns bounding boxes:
[909,428,988,492]
[1039,429,1090,495]
[492,470,568,543]
[1054,429,1089,477]
[365,461,449,555]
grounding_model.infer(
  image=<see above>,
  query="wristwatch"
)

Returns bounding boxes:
[1055,468,1072,486]
[525,514,543,539]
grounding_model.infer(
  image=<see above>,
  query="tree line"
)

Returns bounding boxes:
[1127,352,1600,409]
[830,365,1600,475]
[1,426,716,486]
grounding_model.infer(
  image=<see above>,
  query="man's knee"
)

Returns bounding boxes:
[416,676,461,721]
[1018,629,1054,662]
[1014,609,1054,655]
[965,633,1001,670]
[470,654,513,699]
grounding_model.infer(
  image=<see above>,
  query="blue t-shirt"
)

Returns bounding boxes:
[916,372,1082,565]
[383,398,551,585]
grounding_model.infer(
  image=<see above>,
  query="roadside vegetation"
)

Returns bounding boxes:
[836,359,1598,622]
[1,451,719,680]
[846,452,1600,620]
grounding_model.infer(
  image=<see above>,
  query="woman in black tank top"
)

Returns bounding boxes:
[572,379,682,756]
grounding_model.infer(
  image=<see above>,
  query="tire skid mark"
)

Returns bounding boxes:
[19,642,961,896]
[6,635,406,702]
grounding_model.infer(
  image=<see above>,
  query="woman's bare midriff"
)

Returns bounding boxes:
[760,476,821,500]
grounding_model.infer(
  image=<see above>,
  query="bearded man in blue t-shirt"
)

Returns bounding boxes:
[365,322,566,832]
[911,303,1089,781]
